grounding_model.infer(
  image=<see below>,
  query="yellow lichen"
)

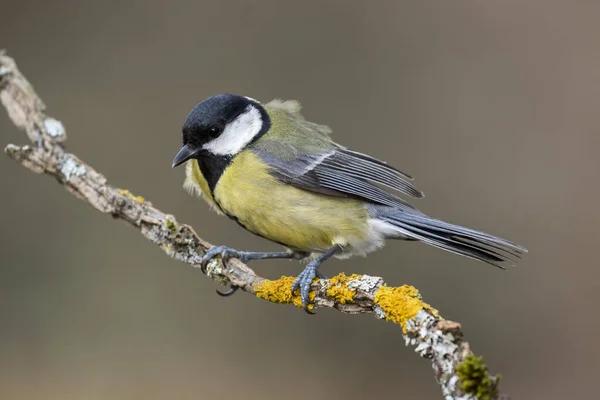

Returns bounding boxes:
[118,189,145,203]
[374,285,437,333]
[254,276,316,310]
[326,273,361,304]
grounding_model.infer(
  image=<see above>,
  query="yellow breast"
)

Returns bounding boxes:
[211,150,369,252]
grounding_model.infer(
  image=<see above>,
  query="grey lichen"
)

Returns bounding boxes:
[346,274,381,292]
[58,154,86,181]
[447,375,459,395]
[143,221,204,267]
[43,118,65,138]
[373,305,386,320]
[397,309,477,399]
[204,258,230,287]
[204,258,222,276]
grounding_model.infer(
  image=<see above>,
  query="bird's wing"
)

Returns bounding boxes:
[253,99,424,210]
[250,144,423,211]
[315,148,423,198]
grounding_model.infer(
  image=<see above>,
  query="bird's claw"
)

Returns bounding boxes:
[200,245,248,272]
[216,285,240,297]
[291,261,325,314]
[201,245,247,297]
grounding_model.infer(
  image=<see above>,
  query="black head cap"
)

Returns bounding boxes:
[172,94,270,167]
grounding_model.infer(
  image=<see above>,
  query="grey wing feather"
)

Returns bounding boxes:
[252,146,423,210]
[320,149,424,198]
[313,167,417,211]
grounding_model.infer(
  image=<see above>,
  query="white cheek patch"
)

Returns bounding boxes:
[202,105,263,156]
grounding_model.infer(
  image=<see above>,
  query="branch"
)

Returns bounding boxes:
[0,51,506,400]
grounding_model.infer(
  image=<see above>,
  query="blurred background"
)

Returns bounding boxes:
[1,1,598,399]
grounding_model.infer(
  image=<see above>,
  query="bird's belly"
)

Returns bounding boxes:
[212,151,371,253]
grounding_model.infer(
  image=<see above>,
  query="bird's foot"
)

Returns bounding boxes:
[200,245,251,271]
[291,261,326,314]
[201,247,306,297]
[200,245,250,296]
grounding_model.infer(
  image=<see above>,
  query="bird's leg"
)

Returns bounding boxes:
[200,246,309,296]
[201,246,308,270]
[291,244,342,314]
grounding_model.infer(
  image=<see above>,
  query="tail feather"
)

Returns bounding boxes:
[376,209,527,268]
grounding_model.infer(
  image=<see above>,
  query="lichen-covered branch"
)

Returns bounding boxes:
[0,51,506,400]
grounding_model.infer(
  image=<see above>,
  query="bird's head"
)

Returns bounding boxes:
[172,94,270,167]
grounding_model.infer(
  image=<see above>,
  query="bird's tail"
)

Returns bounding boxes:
[372,207,527,268]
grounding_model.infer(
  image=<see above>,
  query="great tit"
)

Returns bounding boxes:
[172,94,527,313]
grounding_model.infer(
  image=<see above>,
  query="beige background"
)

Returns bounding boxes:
[1,1,598,399]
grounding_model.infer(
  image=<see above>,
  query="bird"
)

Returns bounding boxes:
[172,94,527,313]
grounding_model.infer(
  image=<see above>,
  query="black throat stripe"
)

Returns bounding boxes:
[196,153,233,193]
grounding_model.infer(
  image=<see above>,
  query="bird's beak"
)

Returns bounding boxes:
[172,144,198,168]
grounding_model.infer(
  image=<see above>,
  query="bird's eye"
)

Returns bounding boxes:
[207,126,222,138]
